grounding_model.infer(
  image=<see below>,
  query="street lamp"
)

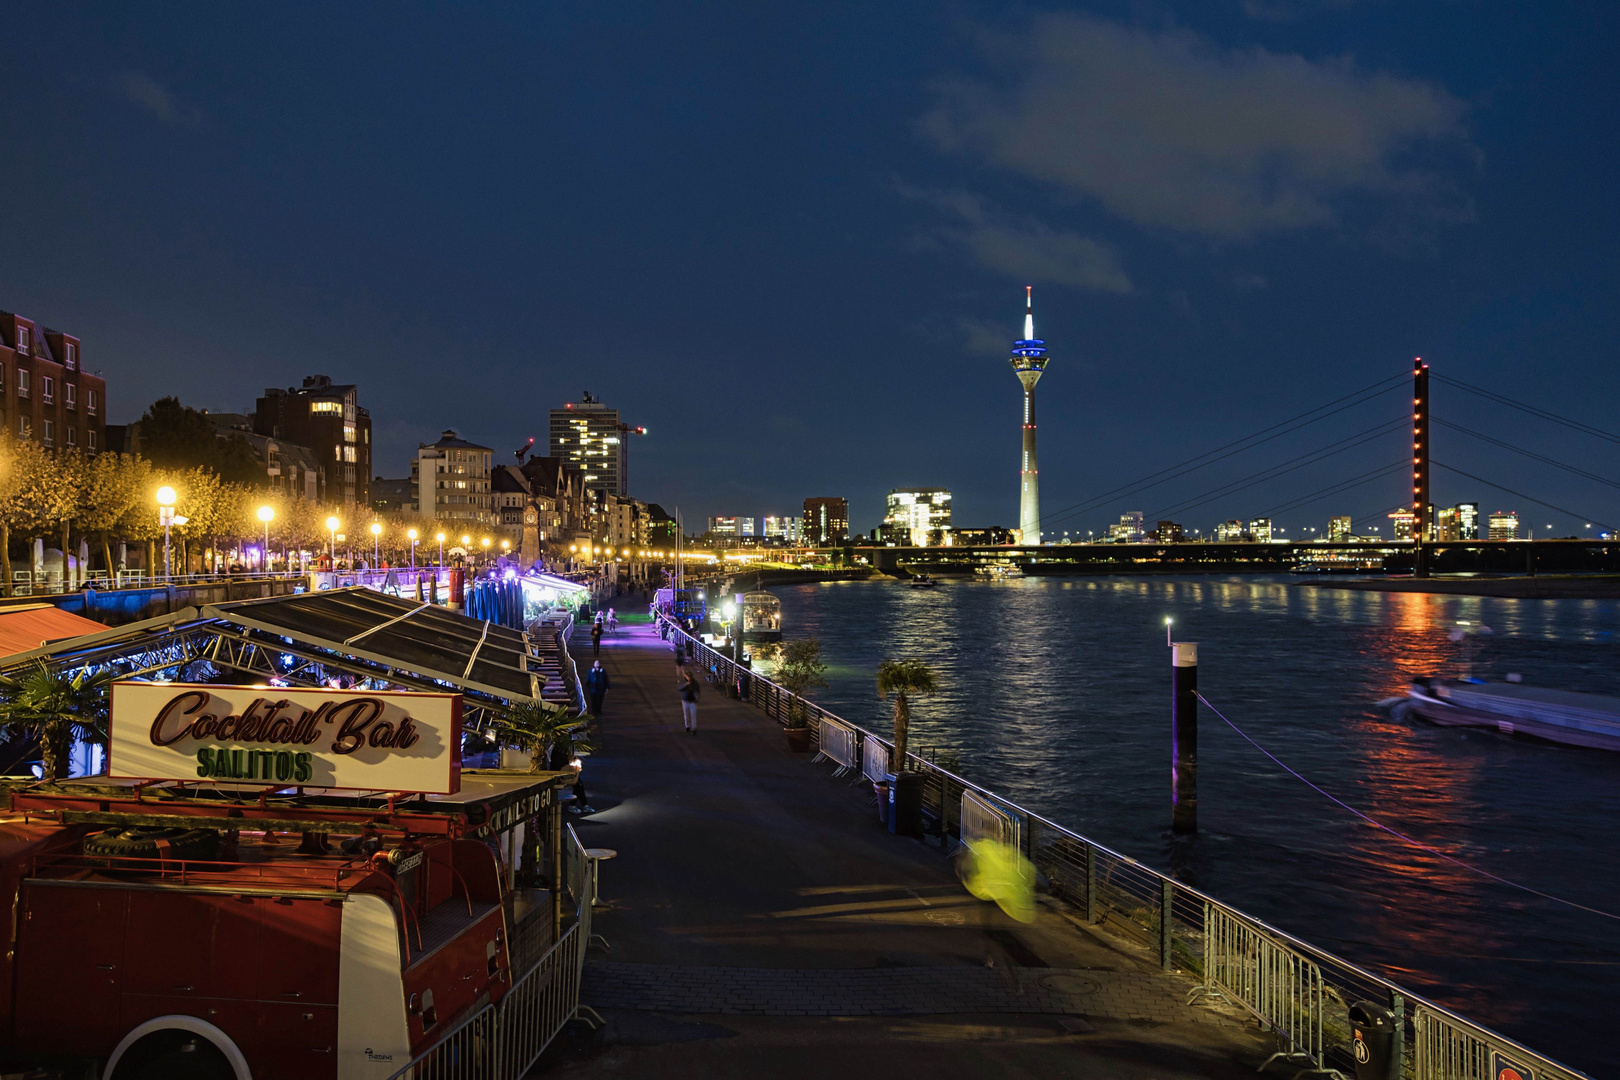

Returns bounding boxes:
[257,505,274,572]
[370,521,382,566]
[326,516,340,566]
[436,532,446,566]
[481,537,491,567]
[408,528,419,568]
[157,486,177,581]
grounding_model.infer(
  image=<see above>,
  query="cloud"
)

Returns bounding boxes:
[922,15,1475,242]
[957,316,1013,357]
[901,185,1133,293]
[119,72,202,125]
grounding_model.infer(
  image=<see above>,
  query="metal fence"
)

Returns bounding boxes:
[817,717,858,772]
[385,826,596,1080]
[860,734,889,783]
[655,614,1592,1080]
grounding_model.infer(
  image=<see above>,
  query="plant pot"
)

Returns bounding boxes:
[785,726,812,753]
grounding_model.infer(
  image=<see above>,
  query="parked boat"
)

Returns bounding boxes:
[974,564,1024,580]
[1404,677,1620,752]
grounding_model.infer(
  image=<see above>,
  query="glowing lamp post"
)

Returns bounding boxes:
[257,505,275,572]
[370,521,382,566]
[436,532,446,567]
[326,516,340,567]
[408,528,419,568]
[156,486,177,581]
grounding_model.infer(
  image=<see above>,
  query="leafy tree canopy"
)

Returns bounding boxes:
[137,397,265,487]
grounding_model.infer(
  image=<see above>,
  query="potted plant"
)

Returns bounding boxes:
[876,658,939,836]
[489,699,596,772]
[772,638,827,753]
[0,661,112,780]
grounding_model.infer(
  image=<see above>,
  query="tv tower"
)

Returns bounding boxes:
[1010,286,1049,545]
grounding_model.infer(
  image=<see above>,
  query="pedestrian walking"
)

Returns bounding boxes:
[591,621,603,656]
[585,660,610,716]
[679,664,700,734]
[607,608,618,632]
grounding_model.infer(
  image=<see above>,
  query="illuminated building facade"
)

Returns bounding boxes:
[1488,511,1520,540]
[1153,520,1184,542]
[1009,287,1049,544]
[1328,515,1353,542]
[1436,506,1460,542]
[1388,509,1417,541]
[548,391,644,497]
[1108,511,1145,542]
[802,497,849,547]
[762,515,801,543]
[708,516,756,539]
[1214,519,1245,543]
[254,375,371,505]
[413,430,493,525]
[1456,502,1480,540]
[1248,518,1273,543]
[0,311,108,459]
[884,488,952,547]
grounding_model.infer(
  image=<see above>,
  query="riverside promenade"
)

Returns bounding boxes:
[541,620,1273,1078]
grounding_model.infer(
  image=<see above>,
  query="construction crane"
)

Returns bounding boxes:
[514,436,535,464]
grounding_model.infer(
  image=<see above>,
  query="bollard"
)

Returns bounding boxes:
[1171,641,1198,834]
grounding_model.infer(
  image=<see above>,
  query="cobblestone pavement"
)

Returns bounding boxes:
[583,961,1240,1025]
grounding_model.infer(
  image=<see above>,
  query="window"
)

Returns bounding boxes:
[342,446,356,463]
[88,429,97,450]
[15,326,28,354]
[343,425,356,443]
[18,416,28,438]
[64,342,76,370]
[42,376,53,404]
[310,401,342,414]
[42,419,53,446]
[17,370,29,398]
[65,384,76,409]
[87,388,97,413]
[66,427,76,447]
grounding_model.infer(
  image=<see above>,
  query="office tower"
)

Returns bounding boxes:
[802,497,849,546]
[1488,511,1520,540]
[548,391,645,496]
[1328,516,1352,542]
[884,488,952,547]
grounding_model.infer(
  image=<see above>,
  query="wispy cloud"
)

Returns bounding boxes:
[118,72,202,126]
[922,14,1476,243]
[901,184,1133,294]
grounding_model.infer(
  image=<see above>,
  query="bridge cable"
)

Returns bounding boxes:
[1196,690,1620,922]
[1145,417,1409,521]
[1431,417,1620,492]
[1255,460,1410,519]
[1432,373,1620,446]
[1036,372,1408,531]
[1430,461,1617,533]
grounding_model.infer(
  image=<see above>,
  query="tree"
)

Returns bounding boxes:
[0,437,65,595]
[488,699,595,772]
[0,661,113,780]
[79,453,149,578]
[137,397,265,487]
[773,638,829,729]
[876,659,938,772]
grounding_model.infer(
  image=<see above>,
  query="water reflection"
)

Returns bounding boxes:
[775,576,1620,1076]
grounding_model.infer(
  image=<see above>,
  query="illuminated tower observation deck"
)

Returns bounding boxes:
[1010,286,1049,545]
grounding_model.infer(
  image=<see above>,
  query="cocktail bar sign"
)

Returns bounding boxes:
[110,682,463,794]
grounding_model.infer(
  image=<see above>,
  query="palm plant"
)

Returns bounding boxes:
[0,661,113,780]
[876,659,938,772]
[489,698,596,772]
[773,638,829,729]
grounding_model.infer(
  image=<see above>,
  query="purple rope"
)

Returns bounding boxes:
[1196,690,1620,923]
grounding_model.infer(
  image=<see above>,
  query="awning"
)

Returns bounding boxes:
[0,605,114,660]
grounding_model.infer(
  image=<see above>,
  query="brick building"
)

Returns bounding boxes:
[0,311,108,455]
[253,376,371,505]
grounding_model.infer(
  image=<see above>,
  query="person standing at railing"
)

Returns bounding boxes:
[679,663,700,735]
[585,660,610,716]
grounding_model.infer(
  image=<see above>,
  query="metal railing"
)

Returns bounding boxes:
[385,825,596,1080]
[655,614,1592,1080]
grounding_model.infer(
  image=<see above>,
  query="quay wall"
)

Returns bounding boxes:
[0,577,303,626]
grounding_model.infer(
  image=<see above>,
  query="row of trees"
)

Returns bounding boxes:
[0,437,517,591]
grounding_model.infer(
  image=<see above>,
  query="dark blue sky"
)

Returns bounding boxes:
[3,3,1617,537]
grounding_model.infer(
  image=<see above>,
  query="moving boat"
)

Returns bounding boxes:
[908,573,939,587]
[1404,677,1620,752]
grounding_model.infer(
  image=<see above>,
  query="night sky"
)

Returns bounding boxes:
[3,4,1617,538]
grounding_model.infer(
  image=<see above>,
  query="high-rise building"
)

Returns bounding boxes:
[0,311,109,458]
[884,488,952,547]
[1388,509,1417,542]
[1153,520,1184,543]
[1248,518,1273,543]
[707,516,755,539]
[802,497,849,547]
[1435,506,1460,542]
[254,375,372,505]
[1009,287,1049,545]
[413,430,493,525]
[1488,511,1520,540]
[1456,502,1480,540]
[1215,520,1245,542]
[762,515,801,543]
[1106,511,1145,543]
[547,391,644,497]
[1329,516,1353,542]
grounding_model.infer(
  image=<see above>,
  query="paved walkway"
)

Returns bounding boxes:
[540,618,1269,1078]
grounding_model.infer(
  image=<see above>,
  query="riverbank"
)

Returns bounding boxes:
[1293,575,1620,599]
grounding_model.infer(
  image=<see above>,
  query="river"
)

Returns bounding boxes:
[767,575,1620,1077]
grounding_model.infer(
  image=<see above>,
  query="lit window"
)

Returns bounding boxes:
[17,370,29,398]
[64,342,76,370]
[65,384,76,409]
[42,376,53,404]
[87,388,97,413]
[15,326,28,354]
[343,425,356,443]
[310,401,342,414]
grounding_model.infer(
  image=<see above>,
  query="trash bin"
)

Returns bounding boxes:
[1349,1001,1399,1080]
[889,771,924,837]
[874,778,891,825]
